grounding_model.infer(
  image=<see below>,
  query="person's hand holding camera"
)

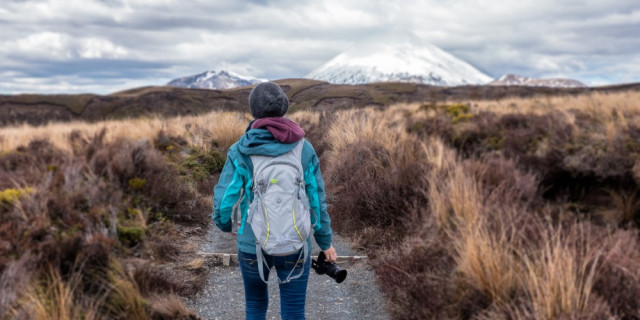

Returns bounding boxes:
[312,245,347,283]
[322,245,337,263]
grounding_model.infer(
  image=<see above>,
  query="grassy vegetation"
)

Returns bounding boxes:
[2,89,640,319]
[0,113,246,319]
[0,111,249,154]
[302,90,640,319]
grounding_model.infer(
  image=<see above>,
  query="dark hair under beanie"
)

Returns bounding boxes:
[248,82,289,119]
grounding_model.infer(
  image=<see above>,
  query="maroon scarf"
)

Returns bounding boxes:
[251,117,305,143]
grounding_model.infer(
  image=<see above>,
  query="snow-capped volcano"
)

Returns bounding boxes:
[167,70,266,89]
[489,74,587,88]
[305,31,492,86]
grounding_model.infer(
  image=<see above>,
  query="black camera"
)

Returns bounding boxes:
[311,251,347,283]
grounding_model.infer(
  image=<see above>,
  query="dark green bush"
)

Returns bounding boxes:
[117,225,145,247]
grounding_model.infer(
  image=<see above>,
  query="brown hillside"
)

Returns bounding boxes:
[1,79,639,126]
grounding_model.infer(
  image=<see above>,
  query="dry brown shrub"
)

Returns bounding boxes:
[562,129,636,181]
[0,127,211,318]
[323,106,431,247]
[299,98,640,319]
[290,110,333,158]
[607,189,640,226]
[375,215,457,320]
[0,253,34,319]
[324,138,427,246]
[143,222,181,262]
[122,258,205,296]
[87,136,209,226]
[0,139,64,190]
[590,228,640,318]
[464,155,540,208]
[149,294,200,320]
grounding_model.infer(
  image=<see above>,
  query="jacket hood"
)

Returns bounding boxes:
[251,117,305,144]
[237,128,298,156]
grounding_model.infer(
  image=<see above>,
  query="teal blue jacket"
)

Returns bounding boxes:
[212,128,332,254]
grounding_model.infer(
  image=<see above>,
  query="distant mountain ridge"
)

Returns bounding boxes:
[305,31,492,86]
[490,74,587,88]
[167,70,266,89]
[5,78,635,127]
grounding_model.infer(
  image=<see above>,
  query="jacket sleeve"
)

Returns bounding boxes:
[303,142,332,250]
[213,150,245,232]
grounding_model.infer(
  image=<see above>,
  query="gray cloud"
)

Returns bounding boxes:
[0,0,638,93]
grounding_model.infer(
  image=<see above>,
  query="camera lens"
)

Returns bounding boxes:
[334,269,347,283]
[325,263,348,284]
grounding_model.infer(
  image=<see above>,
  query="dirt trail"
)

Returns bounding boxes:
[184,223,390,320]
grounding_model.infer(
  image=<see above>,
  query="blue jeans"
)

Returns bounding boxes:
[238,250,310,320]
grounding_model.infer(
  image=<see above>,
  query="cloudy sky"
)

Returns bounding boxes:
[1,0,639,94]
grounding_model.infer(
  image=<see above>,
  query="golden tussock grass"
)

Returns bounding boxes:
[454,217,520,305]
[324,104,427,167]
[522,227,600,320]
[459,91,640,145]
[323,104,523,306]
[11,261,150,320]
[13,268,101,320]
[467,91,640,118]
[438,165,481,229]
[147,294,193,319]
[289,110,321,127]
[317,98,635,319]
[0,111,250,153]
[424,145,519,304]
[106,260,148,320]
[184,257,206,270]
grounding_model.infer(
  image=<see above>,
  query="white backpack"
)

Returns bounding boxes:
[247,140,312,283]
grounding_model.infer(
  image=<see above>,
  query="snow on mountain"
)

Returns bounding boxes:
[490,74,587,88]
[305,31,492,86]
[167,70,267,90]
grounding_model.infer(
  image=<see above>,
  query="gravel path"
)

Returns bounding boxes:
[184,222,390,320]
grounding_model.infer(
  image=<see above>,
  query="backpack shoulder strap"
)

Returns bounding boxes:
[255,241,309,284]
[291,139,305,161]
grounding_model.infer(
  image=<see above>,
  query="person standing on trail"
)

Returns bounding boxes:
[213,82,337,320]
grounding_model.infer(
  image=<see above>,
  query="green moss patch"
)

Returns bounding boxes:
[446,104,474,123]
[128,178,147,190]
[180,148,225,181]
[116,225,145,247]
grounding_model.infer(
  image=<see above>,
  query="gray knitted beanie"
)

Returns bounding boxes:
[248,82,289,119]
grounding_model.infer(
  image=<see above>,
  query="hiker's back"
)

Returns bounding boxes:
[249,140,311,282]
[212,82,335,319]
